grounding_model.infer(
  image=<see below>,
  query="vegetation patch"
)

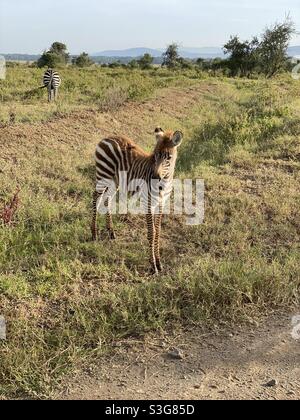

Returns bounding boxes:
[0,72,299,398]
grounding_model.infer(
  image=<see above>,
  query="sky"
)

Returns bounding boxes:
[0,0,299,54]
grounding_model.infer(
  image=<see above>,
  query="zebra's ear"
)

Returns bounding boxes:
[155,127,164,137]
[155,127,164,141]
[172,131,183,147]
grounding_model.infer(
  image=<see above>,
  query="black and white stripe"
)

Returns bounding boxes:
[91,129,183,274]
[42,69,61,102]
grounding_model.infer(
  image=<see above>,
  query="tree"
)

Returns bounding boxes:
[177,57,193,70]
[37,51,63,68]
[138,53,154,70]
[72,52,94,67]
[259,18,295,78]
[128,59,139,69]
[108,61,121,68]
[37,42,69,68]
[196,58,205,69]
[50,42,68,56]
[224,36,259,77]
[162,43,180,69]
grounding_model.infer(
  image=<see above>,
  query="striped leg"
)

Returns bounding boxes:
[154,212,163,272]
[91,190,100,240]
[48,85,52,102]
[146,212,157,275]
[53,88,58,102]
[105,197,116,240]
[92,188,108,241]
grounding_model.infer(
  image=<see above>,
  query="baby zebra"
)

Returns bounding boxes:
[91,128,183,274]
[41,69,61,102]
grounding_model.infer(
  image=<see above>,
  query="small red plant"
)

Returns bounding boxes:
[1,187,20,226]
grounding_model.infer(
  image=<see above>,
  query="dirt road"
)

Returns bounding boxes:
[60,313,300,400]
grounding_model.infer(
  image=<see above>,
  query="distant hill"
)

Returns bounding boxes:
[180,47,225,59]
[2,46,299,63]
[288,46,300,57]
[94,46,300,59]
[1,54,40,61]
[94,48,162,58]
[93,47,225,59]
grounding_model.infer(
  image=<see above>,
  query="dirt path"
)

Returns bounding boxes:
[60,313,300,400]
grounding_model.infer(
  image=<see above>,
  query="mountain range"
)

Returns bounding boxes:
[93,47,226,59]
[2,46,300,63]
[93,46,300,59]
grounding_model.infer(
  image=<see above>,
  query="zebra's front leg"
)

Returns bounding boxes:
[146,213,158,275]
[154,213,163,272]
[91,190,101,241]
[105,197,116,240]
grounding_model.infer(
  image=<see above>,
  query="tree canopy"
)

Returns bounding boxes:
[223,18,295,78]
[162,44,180,69]
[37,42,69,68]
[137,53,154,69]
[72,52,94,67]
[259,19,296,78]
[224,36,259,77]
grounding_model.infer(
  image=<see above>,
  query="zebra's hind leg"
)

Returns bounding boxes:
[53,88,58,102]
[48,86,52,102]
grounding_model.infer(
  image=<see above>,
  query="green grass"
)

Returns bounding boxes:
[0,67,299,398]
[0,65,205,123]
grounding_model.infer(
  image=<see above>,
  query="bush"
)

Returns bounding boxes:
[72,52,94,68]
[98,86,129,111]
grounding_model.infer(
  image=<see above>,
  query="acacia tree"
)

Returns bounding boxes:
[72,52,94,67]
[128,59,139,69]
[224,36,259,77]
[259,19,295,78]
[162,43,180,69]
[138,53,154,69]
[37,42,69,68]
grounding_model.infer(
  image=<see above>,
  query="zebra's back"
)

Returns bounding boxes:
[95,136,149,181]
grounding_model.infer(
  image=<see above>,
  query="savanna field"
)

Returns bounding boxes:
[0,65,300,398]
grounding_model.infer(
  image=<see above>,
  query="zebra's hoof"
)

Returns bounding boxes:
[149,266,159,276]
[156,262,163,272]
[109,231,116,240]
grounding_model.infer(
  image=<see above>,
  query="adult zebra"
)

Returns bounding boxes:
[41,69,61,102]
[91,128,183,275]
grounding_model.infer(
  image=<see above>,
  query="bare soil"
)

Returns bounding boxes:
[60,313,300,400]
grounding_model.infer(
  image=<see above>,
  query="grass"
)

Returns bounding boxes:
[0,65,205,123]
[0,66,299,398]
